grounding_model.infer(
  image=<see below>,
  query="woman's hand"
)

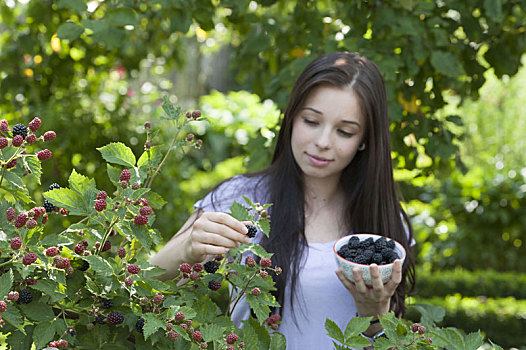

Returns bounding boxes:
[183,212,252,264]
[335,259,403,318]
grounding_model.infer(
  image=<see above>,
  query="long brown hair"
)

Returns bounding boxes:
[257,52,416,317]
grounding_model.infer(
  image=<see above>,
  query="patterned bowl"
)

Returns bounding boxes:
[333,233,406,286]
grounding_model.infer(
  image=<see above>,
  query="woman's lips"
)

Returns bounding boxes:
[306,153,332,167]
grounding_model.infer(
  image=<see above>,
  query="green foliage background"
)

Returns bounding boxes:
[1,0,525,348]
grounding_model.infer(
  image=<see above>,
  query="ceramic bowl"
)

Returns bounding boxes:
[333,233,406,286]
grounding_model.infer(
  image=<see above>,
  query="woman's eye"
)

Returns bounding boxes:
[338,130,353,137]
[303,118,318,125]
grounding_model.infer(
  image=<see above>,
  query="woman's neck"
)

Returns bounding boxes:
[303,176,343,211]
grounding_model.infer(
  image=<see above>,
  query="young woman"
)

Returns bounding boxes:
[149,51,415,349]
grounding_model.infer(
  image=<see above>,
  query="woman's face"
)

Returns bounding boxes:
[291,85,366,183]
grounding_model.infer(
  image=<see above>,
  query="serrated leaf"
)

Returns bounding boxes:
[200,323,226,342]
[0,269,14,299]
[40,233,73,246]
[84,255,114,277]
[33,321,56,348]
[68,169,95,196]
[137,146,163,169]
[412,303,446,324]
[430,51,466,78]
[57,0,87,11]
[25,156,42,184]
[19,301,54,322]
[43,188,86,215]
[257,218,270,237]
[246,294,271,325]
[347,335,372,348]
[142,313,165,340]
[3,305,25,332]
[97,142,136,167]
[396,322,408,336]
[127,224,152,253]
[3,170,24,190]
[161,96,181,120]
[7,326,34,349]
[464,331,483,350]
[373,336,393,350]
[243,316,271,350]
[270,332,287,350]
[344,316,372,342]
[107,163,122,184]
[325,318,345,343]
[144,191,167,209]
[379,312,399,344]
[106,8,138,26]
[57,22,84,40]
[229,201,251,221]
[31,279,66,302]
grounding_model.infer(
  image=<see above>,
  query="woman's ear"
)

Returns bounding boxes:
[358,143,366,151]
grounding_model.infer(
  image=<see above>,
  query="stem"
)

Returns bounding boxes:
[0,258,14,268]
[95,219,118,255]
[227,271,259,318]
[146,120,185,188]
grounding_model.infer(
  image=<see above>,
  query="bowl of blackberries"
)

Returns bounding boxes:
[334,233,406,286]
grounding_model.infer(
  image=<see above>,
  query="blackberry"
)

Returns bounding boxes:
[48,183,60,191]
[204,260,220,273]
[353,255,369,265]
[136,318,145,333]
[386,239,396,250]
[43,200,55,213]
[372,253,383,265]
[107,312,124,325]
[374,237,387,252]
[101,299,113,309]
[208,280,221,291]
[95,314,106,324]
[79,260,90,271]
[12,124,27,139]
[245,225,257,238]
[18,289,33,304]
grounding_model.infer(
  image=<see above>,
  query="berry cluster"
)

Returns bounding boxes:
[337,236,399,265]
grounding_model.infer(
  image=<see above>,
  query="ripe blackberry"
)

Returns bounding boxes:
[12,135,23,147]
[10,237,22,250]
[374,237,388,252]
[226,333,239,344]
[354,255,369,265]
[208,280,221,291]
[43,131,56,141]
[43,200,55,213]
[135,318,145,333]
[127,264,140,274]
[95,314,105,324]
[386,239,396,250]
[0,138,8,149]
[37,149,52,160]
[18,289,32,304]
[245,225,257,238]
[107,312,124,325]
[119,169,131,182]
[28,117,41,132]
[372,253,383,265]
[101,299,113,309]
[48,183,61,191]
[204,260,220,273]
[12,124,27,138]
[134,215,148,225]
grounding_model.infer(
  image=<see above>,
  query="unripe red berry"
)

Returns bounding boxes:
[139,198,148,206]
[153,294,164,305]
[166,322,173,331]
[250,287,261,296]
[58,339,68,349]
[195,139,203,148]
[186,133,194,142]
[14,213,28,228]
[96,191,107,200]
[6,207,16,221]
[10,237,22,250]
[28,117,41,132]
[167,330,178,341]
[125,277,133,286]
[0,138,8,149]
[189,272,200,281]
[226,333,239,344]
[119,169,131,182]
[226,346,235,350]
[74,244,84,255]
[0,119,9,132]
[192,330,203,342]
[37,149,52,160]
[260,257,272,268]
[26,278,37,285]
[131,181,140,190]
[8,291,19,302]
[260,270,268,278]
[245,256,256,267]
[25,134,37,144]
[22,253,38,265]
[25,218,37,229]
[42,214,48,224]
[186,111,192,118]
[274,266,282,275]
[127,264,140,274]
[60,208,68,216]
[94,199,107,212]
[118,247,126,258]
[43,131,56,141]
[139,206,153,215]
[239,341,245,349]
[134,215,148,225]
[144,121,151,129]
[45,247,59,257]
[6,157,17,169]
[54,256,70,269]
[174,311,185,322]
[192,110,201,119]
[12,135,23,147]
[101,240,111,252]
[49,341,59,348]
[144,141,151,150]
[0,301,7,313]
[179,263,192,274]
[200,343,208,349]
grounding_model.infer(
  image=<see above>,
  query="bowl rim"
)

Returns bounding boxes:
[333,233,407,267]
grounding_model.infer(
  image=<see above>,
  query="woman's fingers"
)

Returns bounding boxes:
[384,259,403,293]
[352,268,369,294]
[202,212,250,243]
[335,269,357,292]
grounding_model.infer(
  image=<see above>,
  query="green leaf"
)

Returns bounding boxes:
[343,316,372,342]
[142,313,165,340]
[144,191,167,209]
[379,312,400,345]
[33,321,56,348]
[97,142,136,167]
[243,316,271,350]
[484,0,503,23]
[200,323,226,342]
[84,255,114,277]
[68,169,96,196]
[229,201,251,221]
[6,326,34,349]
[31,279,66,302]
[396,322,408,336]
[270,332,287,350]
[19,301,55,322]
[373,336,394,350]
[107,163,122,184]
[128,224,152,253]
[161,96,181,120]
[25,156,42,184]
[43,188,86,215]
[464,331,483,350]
[430,51,466,78]
[137,146,163,169]
[246,294,271,325]
[346,335,372,348]
[257,218,270,237]
[325,318,344,343]
[412,303,445,325]
[57,0,87,12]
[0,269,14,299]
[57,22,84,41]
[3,305,25,332]
[106,8,138,26]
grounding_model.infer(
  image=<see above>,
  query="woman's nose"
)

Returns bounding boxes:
[314,128,331,149]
